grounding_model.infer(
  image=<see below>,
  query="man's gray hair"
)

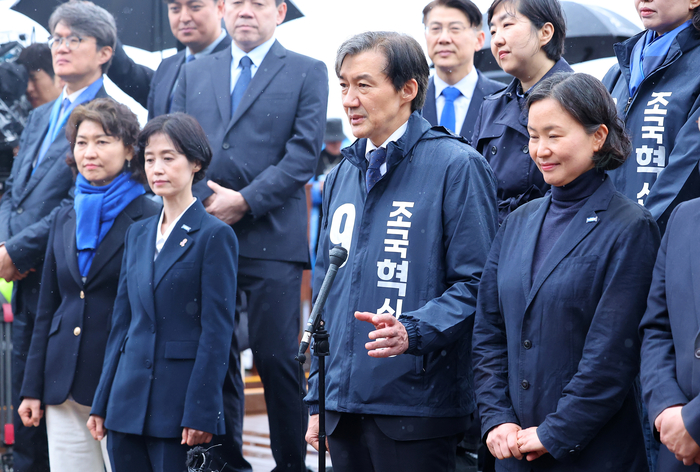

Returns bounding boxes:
[48,1,117,73]
[335,31,429,112]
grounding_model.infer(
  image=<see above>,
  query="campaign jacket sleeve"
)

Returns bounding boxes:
[91,228,133,417]
[19,213,62,400]
[472,221,520,436]
[238,60,329,219]
[181,225,238,433]
[536,214,661,462]
[639,205,696,438]
[4,187,74,273]
[106,40,154,109]
[398,155,498,356]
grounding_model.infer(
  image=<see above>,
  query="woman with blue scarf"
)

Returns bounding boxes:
[17,98,159,472]
[602,1,700,235]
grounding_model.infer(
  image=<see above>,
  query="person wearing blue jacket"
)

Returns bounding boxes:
[471,0,572,223]
[640,188,700,471]
[18,99,159,472]
[602,2,700,235]
[304,32,498,472]
[472,73,660,471]
[88,113,241,472]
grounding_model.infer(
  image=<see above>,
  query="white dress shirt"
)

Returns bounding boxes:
[434,67,478,134]
[230,36,276,94]
[154,198,197,260]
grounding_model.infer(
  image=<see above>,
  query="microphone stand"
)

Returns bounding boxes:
[313,319,329,472]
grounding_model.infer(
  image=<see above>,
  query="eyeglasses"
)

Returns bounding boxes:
[48,35,83,51]
[426,24,469,37]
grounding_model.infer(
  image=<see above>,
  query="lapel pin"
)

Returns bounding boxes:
[181,224,191,231]
[180,238,188,247]
[586,216,598,223]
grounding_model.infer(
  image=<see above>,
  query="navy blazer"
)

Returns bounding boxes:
[91,200,238,438]
[171,41,328,264]
[21,195,160,406]
[421,70,504,142]
[640,198,700,472]
[0,86,109,274]
[471,59,573,223]
[107,36,232,118]
[473,177,659,471]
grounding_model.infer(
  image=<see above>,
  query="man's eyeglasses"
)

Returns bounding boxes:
[426,24,469,37]
[48,35,83,51]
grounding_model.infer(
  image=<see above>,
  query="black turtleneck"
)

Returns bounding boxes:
[532,168,606,279]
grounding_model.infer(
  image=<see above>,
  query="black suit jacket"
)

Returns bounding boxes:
[421,70,504,143]
[107,36,231,118]
[21,195,160,406]
[172,41,328,264]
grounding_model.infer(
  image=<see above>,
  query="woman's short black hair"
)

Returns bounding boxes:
[66,97,145,183]
[137,113,211,183]
[488,0,566,62]
[526,72,631,171]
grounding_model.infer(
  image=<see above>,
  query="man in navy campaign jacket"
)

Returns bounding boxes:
[0,3,116,470]
[304,31,498,472]
[108,0,231,118]
[420,0,504,142]
[172,0,328,469]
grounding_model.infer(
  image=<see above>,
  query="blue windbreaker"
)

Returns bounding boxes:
[603,27,700,234]
[305,112,498,418]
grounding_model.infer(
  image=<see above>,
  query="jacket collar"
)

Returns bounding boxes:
[520,175,616,308]
[342,111,432,171]
[614,27,700,74]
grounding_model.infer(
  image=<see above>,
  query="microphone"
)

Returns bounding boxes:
[296,245,348,363]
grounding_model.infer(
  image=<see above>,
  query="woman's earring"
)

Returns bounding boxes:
[127,160,131,169]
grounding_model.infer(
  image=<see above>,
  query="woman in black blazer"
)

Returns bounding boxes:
[472,73,661,471]
[88,113,240,472]
[18,98,160,471]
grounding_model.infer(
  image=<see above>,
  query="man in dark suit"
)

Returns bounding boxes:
[108,0,230,118]
[172,1,328,470]
[0,3,116,470]
[420,0,503,142]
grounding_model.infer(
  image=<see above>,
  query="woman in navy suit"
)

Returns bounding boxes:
[88,113,240,472]
[17,98,159,471]
[472,73,661,471]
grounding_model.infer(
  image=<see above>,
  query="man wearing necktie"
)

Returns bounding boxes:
[420,0,504,142]
[172,1,328,470]
[304,31,498,472]
[0,3,116,471]
[107,0,231,118]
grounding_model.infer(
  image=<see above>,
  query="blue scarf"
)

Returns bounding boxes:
[74,172,145,278]
[629,21,691,97]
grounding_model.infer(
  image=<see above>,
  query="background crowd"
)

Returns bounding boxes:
[0,0,699,472]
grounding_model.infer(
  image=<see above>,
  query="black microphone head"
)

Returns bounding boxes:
[328,245,348,267]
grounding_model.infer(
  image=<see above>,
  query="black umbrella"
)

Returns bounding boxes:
[474,1,641,80]
[11,0,304,52]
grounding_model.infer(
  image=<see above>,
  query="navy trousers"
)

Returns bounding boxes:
[327,413,461,472]
[12,274,50,472]
[107,431,189,472]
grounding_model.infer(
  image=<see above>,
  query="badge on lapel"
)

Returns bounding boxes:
[180,238,188,247]
[586,216,598,223]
